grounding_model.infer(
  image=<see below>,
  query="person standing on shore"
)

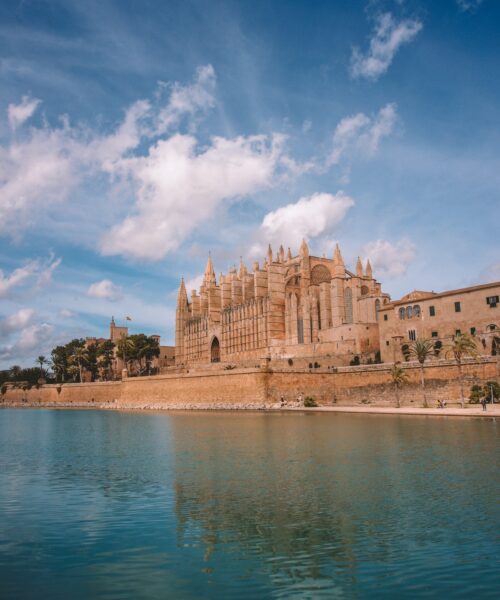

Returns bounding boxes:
[481,397,487,411]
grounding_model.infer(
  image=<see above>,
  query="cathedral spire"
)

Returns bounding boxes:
[299,238,309,257]
[238,257,247,278]
[204,253,216,286]
[267,244,273,265]
[365,259,373,279]
[356,256,363,277]
[287,247,292,261]
[278,245,285,263]
[333,243,344,267]
[177,278,188,306]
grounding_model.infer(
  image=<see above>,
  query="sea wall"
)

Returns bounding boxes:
[2,358,498,409]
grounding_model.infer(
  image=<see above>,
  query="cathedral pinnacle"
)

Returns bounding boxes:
[204,253,216,286]
[356,256,363,277]
[299,238,309,257]
[365,259,373,278]
[177,278,188,305]
[267,244,273,265]
[333,243,344,266]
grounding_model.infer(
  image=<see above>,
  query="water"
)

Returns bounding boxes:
[0,409,498,599]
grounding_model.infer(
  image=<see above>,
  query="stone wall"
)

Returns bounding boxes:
[2,358,498,409]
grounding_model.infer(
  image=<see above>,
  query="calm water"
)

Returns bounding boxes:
[0,409,498,599]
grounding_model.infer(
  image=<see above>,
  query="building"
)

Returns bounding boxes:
[84,318,175,380]
[175,241,390,367]
[378,282,500,362]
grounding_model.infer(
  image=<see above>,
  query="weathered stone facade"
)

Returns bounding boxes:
[175,242,390,367]
[378,282,500,363]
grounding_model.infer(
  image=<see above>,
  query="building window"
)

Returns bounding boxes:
[470,327,476,336]
[297,319,304,344]
[375,299,380,321]
[454,302,461,313]
[455,329,461,336]
[431,331,438,337]
[413,305,421,317]
[429,305,435,317]
[406,306,413,319]
[386,341,390,346]
[486,296,499,307]
[399,307,406,320]
[384,314,388,321]
[408,329,416,341]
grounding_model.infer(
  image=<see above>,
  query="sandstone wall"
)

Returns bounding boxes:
[1,358,498,410]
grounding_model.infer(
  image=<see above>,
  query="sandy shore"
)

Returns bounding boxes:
[295,405,500,417]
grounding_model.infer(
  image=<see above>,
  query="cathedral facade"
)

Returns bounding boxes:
[175,241,390,367]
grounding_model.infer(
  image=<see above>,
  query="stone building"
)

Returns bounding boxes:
[175,241,390,367]
[378,282,500,362]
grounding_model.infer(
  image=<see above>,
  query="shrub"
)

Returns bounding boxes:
[224,364,236,370]
[1,384,7,395]
[304,396,317,407]
[350,356,360,366]
[374,351,382,364]
[469,384,483,404]
[484,381,500,402]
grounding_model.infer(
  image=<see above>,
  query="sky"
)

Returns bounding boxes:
[0,0,499,368]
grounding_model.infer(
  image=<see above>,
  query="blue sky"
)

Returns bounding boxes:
[0,0,499,367]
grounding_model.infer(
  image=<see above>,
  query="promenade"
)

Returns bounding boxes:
[297,405,500,417]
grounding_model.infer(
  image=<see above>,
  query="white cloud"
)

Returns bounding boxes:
[328,103,397,166]
[101,133,287,260]
[0,66,217,236]
[0,261,38,298]
[7,95,41,129]
[87,279,123,301]
[59,308,75,318]
[0,308,35,335]
[456,0,484,12]
[362,238,416,278]
[250,192,354,256]
[351,13,422,80]
[0,255,62,298]
[0,321,54,361]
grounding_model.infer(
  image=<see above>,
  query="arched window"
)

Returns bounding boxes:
[344,288,353,324]
[361,285,369,296]
[413,305,421,318]
[488,324,498,332]
[399,307,406,320]
[210,337,220,363]
[375,299,381,321]
[311,264,331,285]
[406,306,413,319]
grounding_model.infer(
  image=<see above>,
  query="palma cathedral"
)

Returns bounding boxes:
[175,240,390,367]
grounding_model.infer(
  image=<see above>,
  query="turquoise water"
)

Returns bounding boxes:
[0,409,498,599]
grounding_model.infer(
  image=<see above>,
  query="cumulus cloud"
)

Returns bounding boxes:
[362,238,416,278]
[351,13,422,80]
[0,320,54,361]
[0,308,35,335]
[184,274,204,295]
[0,66,217,236]
[101,133,287,260]
[87,279,123,301]
[328,103,397,166]
[250,192,354,257]
[7,95,41,129]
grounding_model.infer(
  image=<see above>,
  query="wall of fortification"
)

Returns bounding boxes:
[1,358,498,409]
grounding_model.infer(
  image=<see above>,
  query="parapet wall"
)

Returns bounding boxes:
[2,358,498,410]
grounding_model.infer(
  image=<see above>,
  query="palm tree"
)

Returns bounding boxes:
[408,339,434,408]
[36,355,48,380]
[445,333,479,408]
[71,347,88,383]
[390,364,409,408]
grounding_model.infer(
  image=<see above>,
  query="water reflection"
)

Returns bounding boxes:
[0,409,498,599]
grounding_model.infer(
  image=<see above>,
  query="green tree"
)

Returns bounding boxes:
[71,346,89,383]
[97,340,115,380]
[408,339,434,408]
[390,364,409,408]
[116,336,136,374]
[445,333,479,408]
[36,355,48,380]
[51,346,68,383]
[9,365,22,380]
